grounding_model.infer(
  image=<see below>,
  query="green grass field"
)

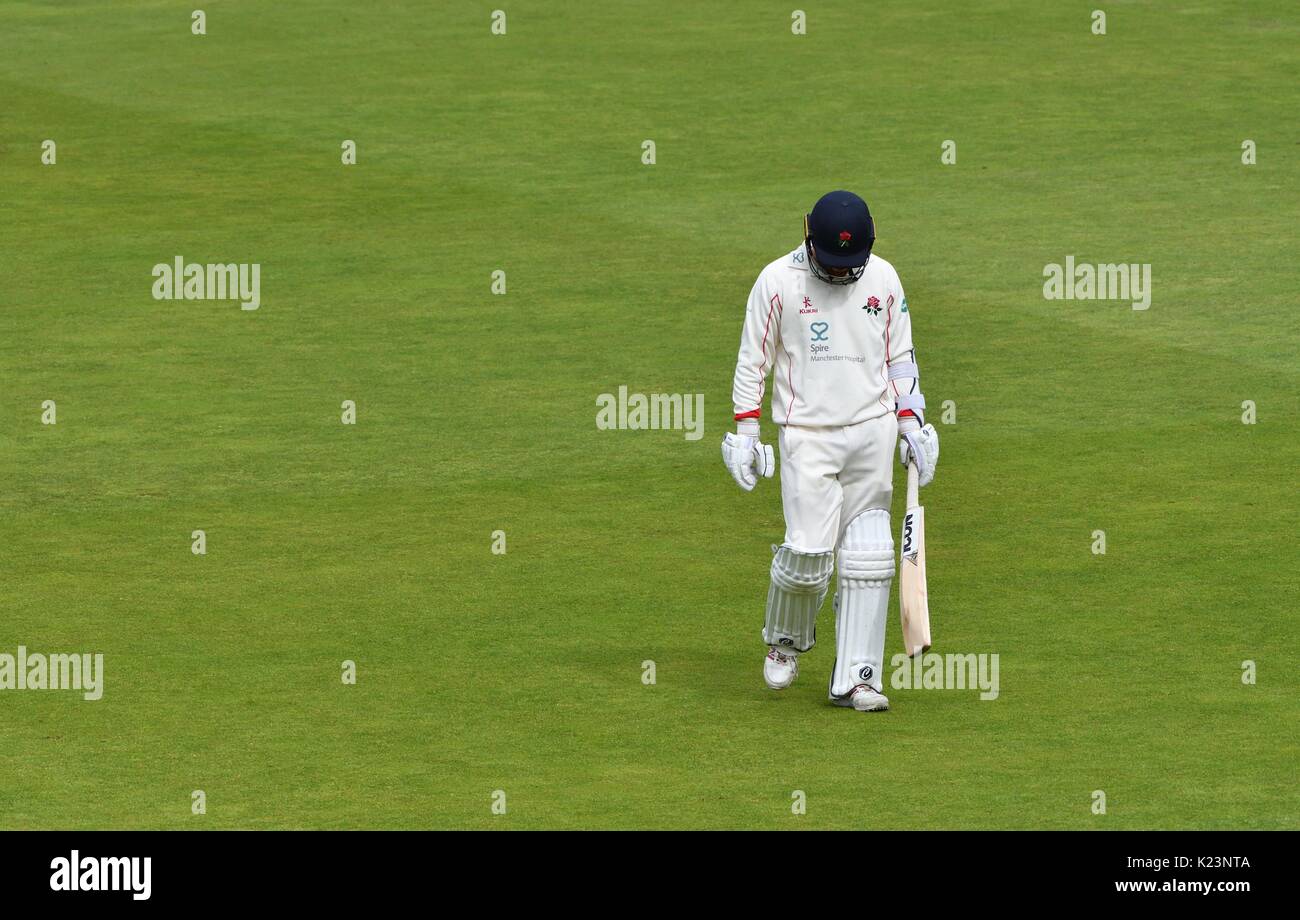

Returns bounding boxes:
[1,1,1296,829]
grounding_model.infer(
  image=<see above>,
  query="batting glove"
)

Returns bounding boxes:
[721,420,776,491]
[898,419,939,487]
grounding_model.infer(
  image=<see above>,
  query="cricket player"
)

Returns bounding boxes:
[721,190,939,712]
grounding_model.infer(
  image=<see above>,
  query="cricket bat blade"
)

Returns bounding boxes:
[899,462,931,657]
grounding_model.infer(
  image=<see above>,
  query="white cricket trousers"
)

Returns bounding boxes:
[777,413,898,554]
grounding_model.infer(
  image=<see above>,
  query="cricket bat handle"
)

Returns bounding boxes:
[906,460,920,510]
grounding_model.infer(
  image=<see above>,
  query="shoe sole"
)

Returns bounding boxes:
[831,697,889,711]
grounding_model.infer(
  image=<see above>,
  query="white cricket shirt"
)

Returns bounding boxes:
[732,246,916,428]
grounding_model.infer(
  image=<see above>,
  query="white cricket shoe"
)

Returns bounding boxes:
[833,684,890,712]
[763,647,799,690]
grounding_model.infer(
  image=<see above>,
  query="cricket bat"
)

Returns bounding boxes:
[899,460,931,657]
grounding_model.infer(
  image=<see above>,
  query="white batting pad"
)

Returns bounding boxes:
[763,546,834,653]
[830,509,893,697]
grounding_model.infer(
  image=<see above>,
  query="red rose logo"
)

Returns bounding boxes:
[838,231,852,247]
[868,296,880,308]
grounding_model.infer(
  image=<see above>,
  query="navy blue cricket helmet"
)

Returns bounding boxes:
[803,190,875,285]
